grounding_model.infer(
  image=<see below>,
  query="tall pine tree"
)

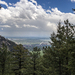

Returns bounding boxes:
[43,19,75,75]
[12,44,30,75]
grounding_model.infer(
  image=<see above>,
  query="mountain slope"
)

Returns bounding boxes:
[0,35,17,51]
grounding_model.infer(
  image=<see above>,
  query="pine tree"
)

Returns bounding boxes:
[30,47,43,75]
[0,44,8,75]
[68,25,75,75]
[63,20,75,75]
[43,19,75,75]
[43,22,66,75]
[11,44,30,75]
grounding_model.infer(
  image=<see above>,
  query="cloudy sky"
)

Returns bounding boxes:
[0,0,75,37]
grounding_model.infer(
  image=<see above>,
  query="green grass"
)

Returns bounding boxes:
[30,50,43,56]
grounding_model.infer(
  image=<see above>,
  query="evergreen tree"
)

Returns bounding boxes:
[68,28,75,75]
[43,19,75,75]
[0,44,8,75]
[31,47,43,75]
[12,44,30,75]
[63,20,75,75]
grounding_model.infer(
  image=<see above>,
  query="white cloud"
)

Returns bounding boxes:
[47,22,57,29]
[15,25,19,28]
[9,3,12,5]
[46,10,51,13]
[71,0,75,2]
[0,0,75,37]
[1,28,3,30]
[30,0,37,6]
[0,0,8,7]
[0,25,11,28]
[23,24,38,29]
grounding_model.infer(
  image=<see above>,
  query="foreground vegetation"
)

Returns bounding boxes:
[0,20,75,75]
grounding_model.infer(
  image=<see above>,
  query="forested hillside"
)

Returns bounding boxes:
[0,20,75,75]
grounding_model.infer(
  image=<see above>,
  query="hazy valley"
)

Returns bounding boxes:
[7,37,50,51]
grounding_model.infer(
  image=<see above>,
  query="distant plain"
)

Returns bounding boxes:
[6,37,50,51]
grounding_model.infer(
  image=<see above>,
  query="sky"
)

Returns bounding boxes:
[0,0,75,37]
